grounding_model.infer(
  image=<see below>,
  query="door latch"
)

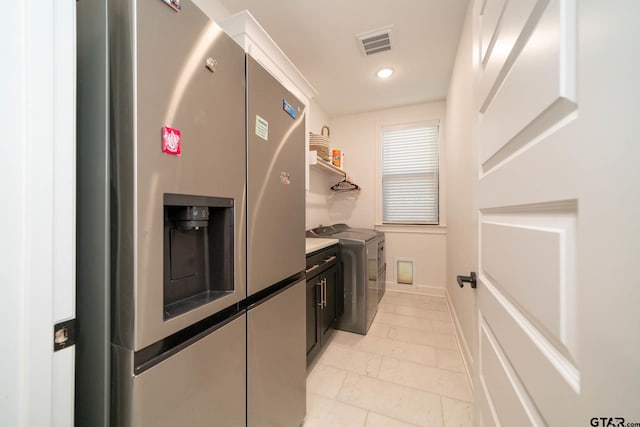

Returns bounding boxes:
[456,272,477,289]
[53,318,77,351]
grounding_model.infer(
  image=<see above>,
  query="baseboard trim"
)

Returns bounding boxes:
[445,287,474,390]
[384,281,446,297]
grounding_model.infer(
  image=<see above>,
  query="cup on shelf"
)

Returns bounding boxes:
[332,149,342,168]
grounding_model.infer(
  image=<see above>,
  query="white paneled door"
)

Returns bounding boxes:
[473,0,640,425]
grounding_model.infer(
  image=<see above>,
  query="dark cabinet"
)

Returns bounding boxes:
[306,244,341,365]
[306,277,321,359]
[321,265,338,338]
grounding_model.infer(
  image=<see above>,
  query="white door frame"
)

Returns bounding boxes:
[0,0,76,425]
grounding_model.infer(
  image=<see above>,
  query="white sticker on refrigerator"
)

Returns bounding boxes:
[255,115,269,141]
[280,172,291,184]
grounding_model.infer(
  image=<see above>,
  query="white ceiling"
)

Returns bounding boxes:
[217,0,469,117]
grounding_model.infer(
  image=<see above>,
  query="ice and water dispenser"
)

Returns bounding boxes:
[163,194,235,319]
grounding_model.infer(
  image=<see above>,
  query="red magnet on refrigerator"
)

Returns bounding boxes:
[161,126,181,156]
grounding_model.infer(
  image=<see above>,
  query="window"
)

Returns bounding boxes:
[381,123,439,224]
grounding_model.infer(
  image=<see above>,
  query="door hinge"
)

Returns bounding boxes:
[54,318,78,351]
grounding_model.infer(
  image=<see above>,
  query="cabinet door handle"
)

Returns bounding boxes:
[317,280,324,307]
[323,278,327,308]
[323,255,337,263]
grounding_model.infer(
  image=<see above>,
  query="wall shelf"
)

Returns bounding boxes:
[308,152,346,177]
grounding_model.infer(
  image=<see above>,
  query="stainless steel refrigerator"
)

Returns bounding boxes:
[245,56,307,427]
[77,0,248,425]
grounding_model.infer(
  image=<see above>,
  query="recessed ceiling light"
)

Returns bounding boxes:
[376,68,394,79]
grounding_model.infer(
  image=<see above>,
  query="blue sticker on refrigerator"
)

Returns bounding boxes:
[283,99,296,119]
[162,0,182,12]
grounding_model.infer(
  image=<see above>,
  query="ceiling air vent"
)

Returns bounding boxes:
[356,26,392,56]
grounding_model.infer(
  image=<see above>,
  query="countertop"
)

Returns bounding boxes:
[305,238,339,255]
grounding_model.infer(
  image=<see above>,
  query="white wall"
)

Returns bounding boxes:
[383,229,447,294]
[328,102,448,294]
[445,2,476,376]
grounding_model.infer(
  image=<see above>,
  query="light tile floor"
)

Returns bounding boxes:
[304,291,473,427]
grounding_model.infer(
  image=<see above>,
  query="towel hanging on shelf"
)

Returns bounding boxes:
[331,176,360,192]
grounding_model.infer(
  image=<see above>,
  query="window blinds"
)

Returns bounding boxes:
[382,125,439,224]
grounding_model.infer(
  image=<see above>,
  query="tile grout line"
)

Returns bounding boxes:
[320,332,473,401]
[326,361,472,404]
[328,368,469,425]
[325,339,467,375]
[367,409,423,427]
[384,305,451,316]
[307,292,473,426]
[375,317,454,336]
[375,355,473,403]
[305,390,369,424]
[375,326,459,352]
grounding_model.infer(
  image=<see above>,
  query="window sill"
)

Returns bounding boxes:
[374,224,447,235]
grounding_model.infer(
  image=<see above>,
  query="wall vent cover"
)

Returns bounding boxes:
[356,26,392,56]
[396,259,414,285]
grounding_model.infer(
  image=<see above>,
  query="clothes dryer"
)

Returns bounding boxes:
[307,226,378,334]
